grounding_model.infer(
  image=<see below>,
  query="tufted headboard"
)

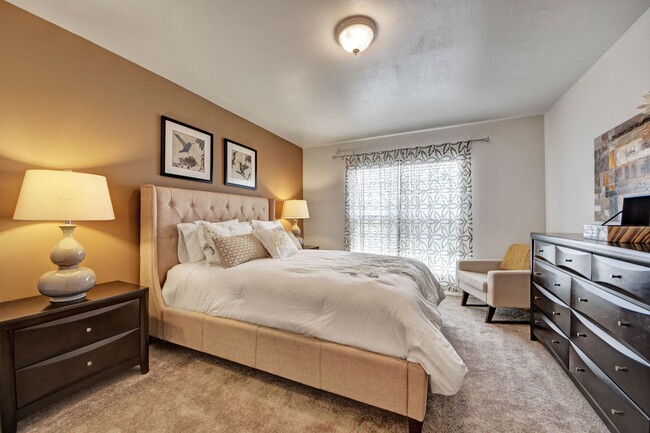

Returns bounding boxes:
[140,184,275,337]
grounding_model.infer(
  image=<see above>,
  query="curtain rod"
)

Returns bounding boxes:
[331,136,489,159]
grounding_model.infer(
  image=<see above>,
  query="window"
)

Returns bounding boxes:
[344,142,473,290]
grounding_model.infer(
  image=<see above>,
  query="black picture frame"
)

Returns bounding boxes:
[224,139,257,190]
[161,116,213,183]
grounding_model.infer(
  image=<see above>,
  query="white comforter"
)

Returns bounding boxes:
[162,249,467,395]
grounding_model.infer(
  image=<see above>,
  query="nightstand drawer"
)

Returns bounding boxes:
[15,329,140,408]
[14,300,139,369]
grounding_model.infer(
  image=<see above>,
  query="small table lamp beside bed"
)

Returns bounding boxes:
[140,185,466,433]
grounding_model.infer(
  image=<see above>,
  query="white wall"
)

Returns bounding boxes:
[544,8,650,232]
[303,116,546,259]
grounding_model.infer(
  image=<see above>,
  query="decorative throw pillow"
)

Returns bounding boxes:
[253,227,299,259]
[214,234,269,268]
[177,221,209,263]
[196,220,242,266]
[499,244,531,270]
[251,219,282,231]
[287,231,303,250]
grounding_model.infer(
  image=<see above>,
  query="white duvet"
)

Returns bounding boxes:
[162,249,467,395]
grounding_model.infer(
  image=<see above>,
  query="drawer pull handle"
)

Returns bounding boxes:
[534,320,541,324]
[534,296,542,300]
[611,409,624,416]
[576,332,587,338]
[552,311,561,316]
[551,339,560,344]
[578,297,588,302]
[575,367,585,372]
[537,249,544,253]
[86,327,92,333]
[617,321,630,327]
[614,366,628,372]
[610,274,622,279]
[564,259,573,263]
[535,272,542,276]
[553,283,561,287]
[86,361,93,367]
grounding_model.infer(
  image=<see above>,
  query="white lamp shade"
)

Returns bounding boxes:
[281,200,310,219]
[336,17,376,55]
[14,170,115,221]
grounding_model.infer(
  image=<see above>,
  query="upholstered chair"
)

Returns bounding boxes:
[456,244,531,323]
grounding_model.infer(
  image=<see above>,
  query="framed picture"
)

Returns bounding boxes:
[161,116,213,183]
[224,139,257,190]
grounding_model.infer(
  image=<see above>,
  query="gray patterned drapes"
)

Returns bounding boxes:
[344,141,473,291]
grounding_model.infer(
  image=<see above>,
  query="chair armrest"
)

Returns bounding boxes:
[486,270,531,308]
[457,260,502,274]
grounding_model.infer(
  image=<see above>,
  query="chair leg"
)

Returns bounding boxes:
[485,306,496,323]
[408,418,423,433]
[460,290,469,306]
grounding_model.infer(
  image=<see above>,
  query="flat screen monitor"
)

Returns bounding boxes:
[621,195,650,226]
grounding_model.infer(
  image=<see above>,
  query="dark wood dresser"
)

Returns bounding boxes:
[530,233,649,433]
[0,281,148,433]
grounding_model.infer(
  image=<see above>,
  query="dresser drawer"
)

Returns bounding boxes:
[532,261,571,304]
[555,246,591,279]
[534,240,555,264]
[14,300,139,369]
[569,345,650,433]
[533,311,569,368]
[592,255,650,305]
[572,278,650,361]
[571,312,650,414]
[15,329,140,408]
[533,283,570,336]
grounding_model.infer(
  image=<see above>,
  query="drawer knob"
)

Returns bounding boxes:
[538,249,544,253]
[553,283,561,287]
[611,409,624,416]
[535,272,542,276]
[534,296,542,300]
[552,311,561,316]
[614,366,628,372]
[86,327,92,333]
[564,259,573,263]
[551,339,560,344]
[578,297,588,302]
[610,274,622,279]
[617,321,630,327]
[534,320,542,324]
[576,332,587,338]
[575,367,585,372]
[86,361,93,367]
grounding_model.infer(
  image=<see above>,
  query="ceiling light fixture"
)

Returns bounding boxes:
[336,16,376,56]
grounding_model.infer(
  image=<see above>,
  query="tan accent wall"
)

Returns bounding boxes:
[0,2,303,302]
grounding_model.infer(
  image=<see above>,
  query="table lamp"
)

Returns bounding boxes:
[13,170,115,302]
[281,200,309,244]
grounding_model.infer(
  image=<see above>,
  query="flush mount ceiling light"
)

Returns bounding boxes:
[336,16,376,56]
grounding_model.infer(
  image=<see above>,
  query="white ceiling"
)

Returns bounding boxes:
[8,0,650,148]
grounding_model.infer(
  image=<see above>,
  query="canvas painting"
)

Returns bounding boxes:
[224,139,257,189]
[594,113,650,222]
[161,116,213,183]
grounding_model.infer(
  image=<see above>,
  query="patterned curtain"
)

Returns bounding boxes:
[344,142,473,291]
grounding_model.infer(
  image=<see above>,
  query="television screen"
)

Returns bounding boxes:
[621,195,650,226]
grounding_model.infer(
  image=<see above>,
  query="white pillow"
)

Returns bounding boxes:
[177,222,204,263]
[253,227,298,259]
[251,219,282,231]
[199,221,253,266]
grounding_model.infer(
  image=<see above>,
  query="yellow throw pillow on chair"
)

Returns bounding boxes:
[499,244,531,270]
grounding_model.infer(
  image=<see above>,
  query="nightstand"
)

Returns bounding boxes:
[0,281,148,433]
[303,245,320,250]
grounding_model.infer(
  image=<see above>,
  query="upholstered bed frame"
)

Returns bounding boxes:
[140,185,428,432]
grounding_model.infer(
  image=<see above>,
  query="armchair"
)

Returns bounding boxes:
[456,244,531,323]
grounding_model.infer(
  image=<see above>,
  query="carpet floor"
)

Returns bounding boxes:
[19,296,608,433]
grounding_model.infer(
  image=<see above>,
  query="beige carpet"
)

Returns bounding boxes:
[20,296,608,433]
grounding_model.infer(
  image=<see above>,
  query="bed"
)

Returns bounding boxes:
[140,185,466,432]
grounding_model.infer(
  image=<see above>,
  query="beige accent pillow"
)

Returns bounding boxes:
[287,231,303,250]
[214,234,269,268]
[499,244,531,270]
[253,227,299,259]
[197,220,250,266]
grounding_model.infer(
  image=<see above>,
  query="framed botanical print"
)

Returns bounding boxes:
[161,116,213,183]
[224,139,257,190]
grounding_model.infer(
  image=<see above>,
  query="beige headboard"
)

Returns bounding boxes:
[140,184,275,337]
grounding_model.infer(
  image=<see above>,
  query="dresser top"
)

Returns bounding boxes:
[531,233,650,265]
[0,281,146,325]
